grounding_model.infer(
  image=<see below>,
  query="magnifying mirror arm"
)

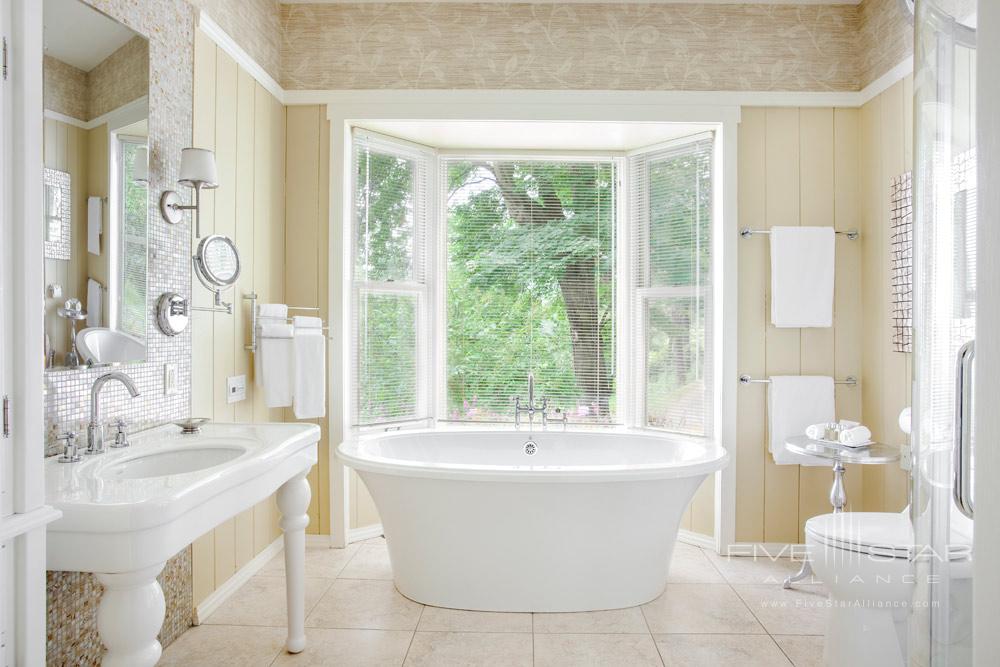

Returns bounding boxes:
[188,282,234,315]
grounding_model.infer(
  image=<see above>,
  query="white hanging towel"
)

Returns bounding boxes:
[770,226,835,328]
[86,278,102,327]
[258,321,294,408]
[768,375,835,466]
[254,303,288,388]
[292,315,326,419]
[87,196,103,255]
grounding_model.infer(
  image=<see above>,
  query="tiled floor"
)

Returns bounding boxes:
[161,537,826,666]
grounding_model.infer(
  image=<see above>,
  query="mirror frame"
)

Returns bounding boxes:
[193,234,242,291]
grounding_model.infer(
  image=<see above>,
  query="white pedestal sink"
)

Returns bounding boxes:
[45,422,320,666]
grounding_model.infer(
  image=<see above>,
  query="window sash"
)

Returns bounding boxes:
[628,133,714,436]
[350,131,435,428]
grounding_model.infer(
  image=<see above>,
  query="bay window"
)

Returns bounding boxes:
[349,130,714,436]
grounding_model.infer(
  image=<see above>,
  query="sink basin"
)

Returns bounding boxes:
[98,445,247,479]
[76,327,146,364]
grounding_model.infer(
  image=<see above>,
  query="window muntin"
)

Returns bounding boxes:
[444,159,617,423]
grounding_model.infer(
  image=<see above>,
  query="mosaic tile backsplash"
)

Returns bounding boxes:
[46,0,197,663]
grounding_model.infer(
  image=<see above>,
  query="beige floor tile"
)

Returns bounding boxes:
[733,585,828,635]
[261,543,360,579]
[403,631,532,667]
[706,552,813,585]
[667,544,726,584]
[307,579,424,631]
[533,607,649,634]
[271,628,412,666]
[773,635,825,667]
[339,543,395,580]
[640,584,765,634]
[205,575,332,627]
[533,633,663,667]
[159,624,284,666]
[417,606,532,633]
[655,633,792,666]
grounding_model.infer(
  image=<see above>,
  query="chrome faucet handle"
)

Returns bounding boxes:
[111,419,130,449]
[57,431,81,463]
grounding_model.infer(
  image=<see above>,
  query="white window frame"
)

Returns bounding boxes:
[434,152,624,426]
[348,130,437,432]
[625,133,716,436]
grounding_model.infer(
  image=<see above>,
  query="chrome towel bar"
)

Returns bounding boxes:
[739,374,857,386]
[245,293,331,352]
[740,227,859,241]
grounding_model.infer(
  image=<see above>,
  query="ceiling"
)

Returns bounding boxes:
[353,120,716,152]
[43,0,141,72]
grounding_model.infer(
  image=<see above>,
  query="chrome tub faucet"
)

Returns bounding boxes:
[87,372,140,455]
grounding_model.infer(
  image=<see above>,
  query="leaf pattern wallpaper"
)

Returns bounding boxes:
[278,2,881,92]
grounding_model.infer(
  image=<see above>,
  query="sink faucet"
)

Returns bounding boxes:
[87,372,140,455]
[514,373,547,429]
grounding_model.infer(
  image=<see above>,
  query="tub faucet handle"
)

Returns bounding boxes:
[57,431,81,463]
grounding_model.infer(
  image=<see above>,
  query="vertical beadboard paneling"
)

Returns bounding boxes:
[762,108,803,545]
[190,29,290,609]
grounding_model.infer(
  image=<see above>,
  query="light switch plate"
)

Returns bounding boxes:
[163,363,178,395]
[227,374,247,404]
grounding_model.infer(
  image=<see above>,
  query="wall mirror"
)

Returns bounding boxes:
[42,0,149,370]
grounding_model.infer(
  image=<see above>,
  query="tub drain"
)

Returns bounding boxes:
[523,439,538,456]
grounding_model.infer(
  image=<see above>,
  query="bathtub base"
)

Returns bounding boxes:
[361,471,704,613]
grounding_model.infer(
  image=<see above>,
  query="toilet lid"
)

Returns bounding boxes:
[806,512,915,559]
[805,511,973,562]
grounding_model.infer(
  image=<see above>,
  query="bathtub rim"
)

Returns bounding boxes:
[337,427,729,483]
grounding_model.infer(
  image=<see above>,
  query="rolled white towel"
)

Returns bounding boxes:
[839,425,872,446]
[805,422,832,440]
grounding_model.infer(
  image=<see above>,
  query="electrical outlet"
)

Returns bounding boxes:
[163,363,178,395]
[227,375,247,404]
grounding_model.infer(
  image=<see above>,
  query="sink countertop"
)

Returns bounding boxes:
[46,422,321,535]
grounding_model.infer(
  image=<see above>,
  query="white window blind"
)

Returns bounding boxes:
[351,132,434,428]
[629,134,714,436]
[443,157,617,423]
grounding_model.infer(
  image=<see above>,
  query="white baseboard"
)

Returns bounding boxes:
[676,528,717,551]
[193,536,284,625]
[348,524,384,543]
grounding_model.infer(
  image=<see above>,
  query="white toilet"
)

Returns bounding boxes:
[806,509,973,667]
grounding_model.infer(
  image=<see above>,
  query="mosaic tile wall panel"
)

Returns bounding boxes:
[890,171,912,353]
[46,548,192,667]
[279,2,861,91]
[46,0,197,663]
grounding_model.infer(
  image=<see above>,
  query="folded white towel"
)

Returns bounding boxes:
[257,321,294,408]
[253,303,288,388]
[293,323,326,419]
[769,376,835,466]
[86,278,102,327]
[839,425,872,447]
[770,226,835,328]
[292,315,323,329]
[87,196,102,256]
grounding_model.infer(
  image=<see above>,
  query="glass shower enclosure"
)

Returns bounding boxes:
[911,0,977,664]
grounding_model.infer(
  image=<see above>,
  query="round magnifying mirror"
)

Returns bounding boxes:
[193,234,241,291]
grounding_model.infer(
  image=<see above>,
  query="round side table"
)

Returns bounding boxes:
[780,435,901,589]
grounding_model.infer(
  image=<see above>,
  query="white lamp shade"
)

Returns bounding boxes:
[178,147,218,189]
[133,147,149,183]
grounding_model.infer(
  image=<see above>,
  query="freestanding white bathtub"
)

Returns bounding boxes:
[338,428,728,612]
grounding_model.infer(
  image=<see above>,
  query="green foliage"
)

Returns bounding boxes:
[121,141,147,339]
[355,150,415,282]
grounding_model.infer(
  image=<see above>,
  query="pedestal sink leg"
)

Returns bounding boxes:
[95,562,166,667]
[278,469,312,654]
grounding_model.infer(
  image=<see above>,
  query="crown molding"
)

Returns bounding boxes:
[858,57,914,106]
[197,12,286,104]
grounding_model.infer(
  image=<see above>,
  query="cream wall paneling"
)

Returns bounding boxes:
[189,28,288,609]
